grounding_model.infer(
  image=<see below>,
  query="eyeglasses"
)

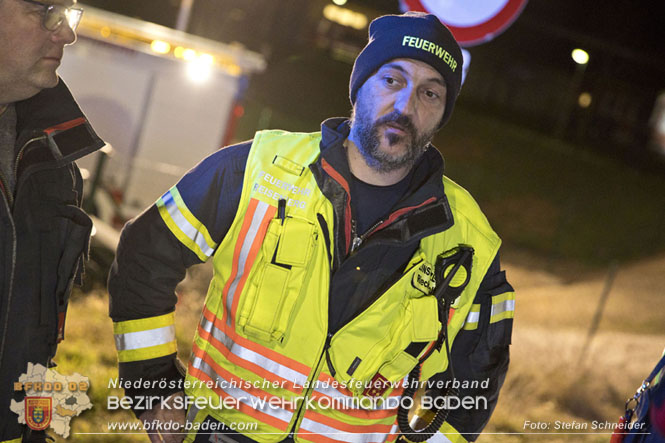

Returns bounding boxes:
[21,0,83,32]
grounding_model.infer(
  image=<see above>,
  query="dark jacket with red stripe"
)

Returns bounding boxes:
[109,118,513,441]
[0,81,104,441]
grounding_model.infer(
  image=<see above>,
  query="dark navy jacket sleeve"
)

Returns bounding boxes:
[107,141,251,412]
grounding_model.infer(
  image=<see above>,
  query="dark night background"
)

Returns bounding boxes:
[81,0,665,168]
[79,0,665,267]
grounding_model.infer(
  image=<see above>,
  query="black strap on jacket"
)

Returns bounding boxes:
[397,246,474,442]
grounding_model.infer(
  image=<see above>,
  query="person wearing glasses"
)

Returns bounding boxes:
[0,0,103,441]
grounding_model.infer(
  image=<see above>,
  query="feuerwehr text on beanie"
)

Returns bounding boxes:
[349,12,463,128]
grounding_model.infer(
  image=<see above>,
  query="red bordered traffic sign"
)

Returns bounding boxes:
[400,0,528,46]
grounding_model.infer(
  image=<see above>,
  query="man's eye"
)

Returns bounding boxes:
[384,76,397,86]
[424,90,440,100]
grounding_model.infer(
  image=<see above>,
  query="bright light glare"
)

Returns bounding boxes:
[571,48,589,65]
[150,40,171,54]
[186,54,214,84]
[174,46,185,58]
[323,5,368,30]
[578,92,592,108]
[182,48,197,61]
[332,0,347,5]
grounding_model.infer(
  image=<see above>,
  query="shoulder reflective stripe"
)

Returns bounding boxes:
[224,198,276,327]
[199,314,308,391]
[114,312,177,362]
[490,292,515,323]
[117,342,177,363]
[156,186,217,262]
[462,304,481,330]
[113,312,175,334]
[189,345,294,430]
[0,438,22,443]
[298,416,391,443]
[115,325,175,351]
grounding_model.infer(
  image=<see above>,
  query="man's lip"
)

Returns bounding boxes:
[43,56,62,62]
[384,122,407,133]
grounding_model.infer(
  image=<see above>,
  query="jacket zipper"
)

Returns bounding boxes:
[0,186,17,368]
[350,197,439,253]
[350,217,385,253]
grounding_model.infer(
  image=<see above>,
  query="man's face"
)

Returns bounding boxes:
[0,0,77,104]
[349,58,447,173]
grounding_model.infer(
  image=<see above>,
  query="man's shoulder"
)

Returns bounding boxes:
[442,175,497,239]
[252,129,322,144]
[249,129,323,163]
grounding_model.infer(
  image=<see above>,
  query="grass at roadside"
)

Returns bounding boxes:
[55,283,203,442]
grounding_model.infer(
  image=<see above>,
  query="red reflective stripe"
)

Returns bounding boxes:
[221,198,258,324]
[367,197,437,237]
[187,365,291,432]
[196,323,303,394]
[318,372,403,398]
[297,428,348,443]
[308,390,396,420]
[321,158,352,254]
[202,306,312,377]
[191,343,297,412]
[43,117,86,135]
[304,408,394,434]
[230,202,276,323]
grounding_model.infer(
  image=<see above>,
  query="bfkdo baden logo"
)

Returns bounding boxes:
[25,397,52,431]
[11,363,92,438]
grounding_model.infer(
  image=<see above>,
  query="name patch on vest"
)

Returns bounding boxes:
[412,262,434,295]
[253,170,312,209]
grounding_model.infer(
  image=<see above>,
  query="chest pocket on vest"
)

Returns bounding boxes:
[237,215,318,344]
[326,255,441,397]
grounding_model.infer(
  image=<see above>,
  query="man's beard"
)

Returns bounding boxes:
[350,106,436,173]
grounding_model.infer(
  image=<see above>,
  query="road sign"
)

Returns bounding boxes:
[399,0,528,46]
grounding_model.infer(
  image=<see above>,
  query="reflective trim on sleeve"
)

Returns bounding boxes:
[156,186,218,262]
[490,292,515,323]
[114,312,177,362]
[0,438,23,443]
[462,304,481,330]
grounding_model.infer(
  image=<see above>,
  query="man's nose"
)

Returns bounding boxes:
[394,86,416,116]
[51,22,77,45]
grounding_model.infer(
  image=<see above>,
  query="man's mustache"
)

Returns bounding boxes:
[375,112,416,138]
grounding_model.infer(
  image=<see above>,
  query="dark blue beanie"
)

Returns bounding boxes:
[349,12,463,128]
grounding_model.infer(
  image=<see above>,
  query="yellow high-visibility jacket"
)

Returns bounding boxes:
[110,118,515,443]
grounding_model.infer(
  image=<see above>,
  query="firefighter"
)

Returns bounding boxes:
[0,0,104,441]
[109,12,514,443]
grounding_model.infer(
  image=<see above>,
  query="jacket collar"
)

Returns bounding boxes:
[14,79,104,180]
[311,117,454,259]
